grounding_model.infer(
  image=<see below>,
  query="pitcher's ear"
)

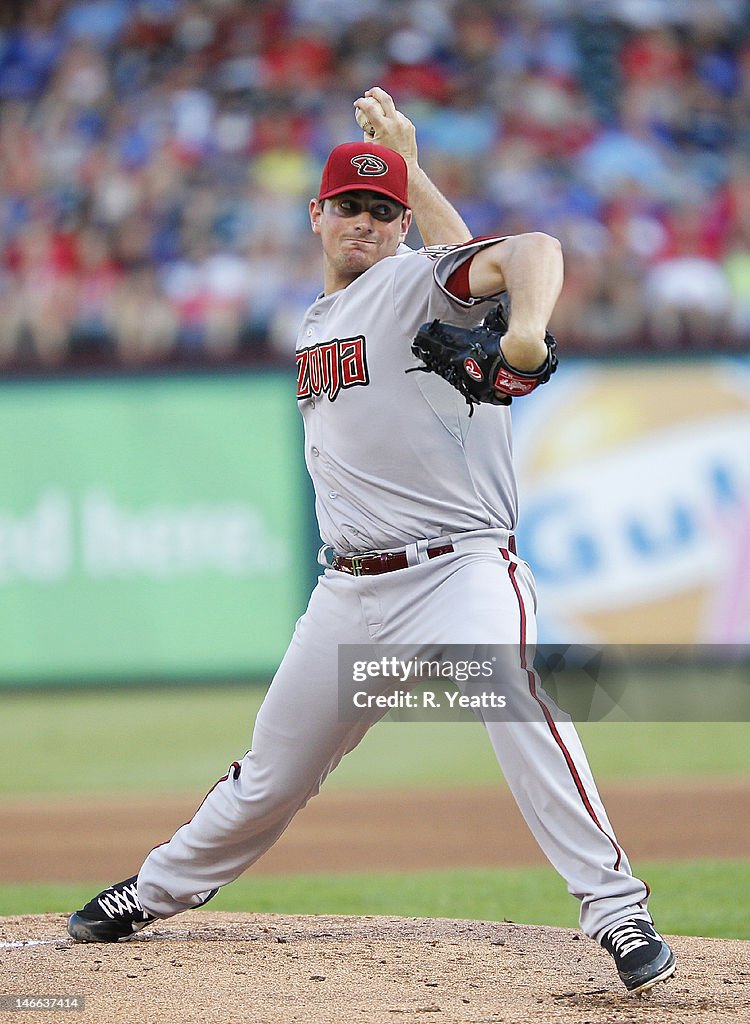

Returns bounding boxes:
[399,206,413,240]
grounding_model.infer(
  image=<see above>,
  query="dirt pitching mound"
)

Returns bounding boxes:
[2,913,748,1024]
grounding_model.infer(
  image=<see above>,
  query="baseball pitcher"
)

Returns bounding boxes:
[67,89,675,996]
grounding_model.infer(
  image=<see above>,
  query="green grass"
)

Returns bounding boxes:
[4,687,747,944]
[1,685,750,798]
[2,860,748,939]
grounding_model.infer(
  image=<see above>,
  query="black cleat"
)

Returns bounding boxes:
[601,918,676,994]
[67,875,217,943]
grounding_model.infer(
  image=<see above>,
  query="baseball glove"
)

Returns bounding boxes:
[409,301,558,414]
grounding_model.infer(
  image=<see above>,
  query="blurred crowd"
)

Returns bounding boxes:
[1,0,749,372]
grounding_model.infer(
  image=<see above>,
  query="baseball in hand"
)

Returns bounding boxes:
[355,106,377,137]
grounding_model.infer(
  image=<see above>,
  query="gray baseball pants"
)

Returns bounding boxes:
[137,530,650,941]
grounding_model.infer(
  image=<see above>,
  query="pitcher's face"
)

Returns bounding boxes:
[310,191,411,291]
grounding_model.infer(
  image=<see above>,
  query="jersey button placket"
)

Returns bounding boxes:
[304,324,315,410]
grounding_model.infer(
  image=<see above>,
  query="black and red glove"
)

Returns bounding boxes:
[410,301,558,414]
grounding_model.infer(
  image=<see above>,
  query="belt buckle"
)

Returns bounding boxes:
[349,555,365,577]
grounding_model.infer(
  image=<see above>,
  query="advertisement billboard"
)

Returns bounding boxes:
[0,373,309,685]
[4,358,747,684]
[512,358,750,645]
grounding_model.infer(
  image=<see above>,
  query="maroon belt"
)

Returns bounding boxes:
[332,543,454,577]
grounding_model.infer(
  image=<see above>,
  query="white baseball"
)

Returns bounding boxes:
[355,104,378,137]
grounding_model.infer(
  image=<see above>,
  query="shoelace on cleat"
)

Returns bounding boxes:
[97,880,146,921]
[606,923,653,958]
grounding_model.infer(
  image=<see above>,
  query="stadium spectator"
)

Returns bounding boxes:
[0,0,748,370]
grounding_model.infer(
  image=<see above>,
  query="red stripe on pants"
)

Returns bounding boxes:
[500,548,623,872]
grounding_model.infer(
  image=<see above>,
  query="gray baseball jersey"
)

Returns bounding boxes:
[296,238,516,553]
[137,237,652,944]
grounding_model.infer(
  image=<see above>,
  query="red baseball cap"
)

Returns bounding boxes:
[318,142,409,207]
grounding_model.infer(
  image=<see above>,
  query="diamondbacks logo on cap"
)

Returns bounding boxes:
[351,154,389,177]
